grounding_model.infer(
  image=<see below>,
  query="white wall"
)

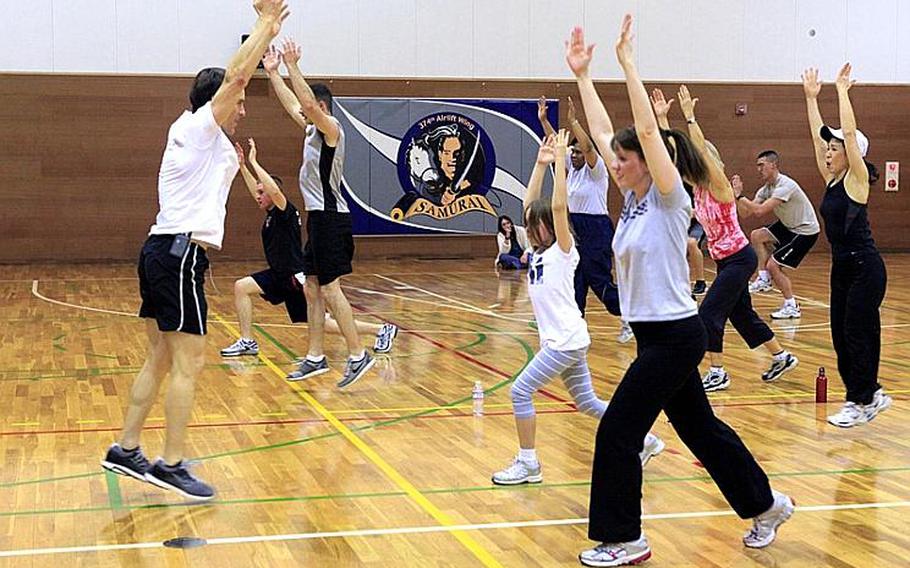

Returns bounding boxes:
[0,0,905,83]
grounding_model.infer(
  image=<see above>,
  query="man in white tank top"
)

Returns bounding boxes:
[264,40,374,388]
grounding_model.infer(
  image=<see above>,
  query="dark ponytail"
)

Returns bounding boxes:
[661,129,710,187]
[865,160,880,184]
[611,126,710,187]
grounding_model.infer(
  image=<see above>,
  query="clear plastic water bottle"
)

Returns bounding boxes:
[472,381,484,416]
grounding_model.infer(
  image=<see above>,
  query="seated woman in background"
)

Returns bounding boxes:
[496,215,531,269]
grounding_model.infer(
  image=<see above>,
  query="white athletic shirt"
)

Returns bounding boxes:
[612,176,699,322]
[754,173,820,235]
[149,102,239,249]
[566,154,609,215]
[527,240,591,351]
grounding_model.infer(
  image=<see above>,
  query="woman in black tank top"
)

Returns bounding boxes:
[802,64,891,428]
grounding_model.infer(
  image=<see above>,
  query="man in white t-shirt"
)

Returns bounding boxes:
[734,150,820,319]
[101,0,289,501]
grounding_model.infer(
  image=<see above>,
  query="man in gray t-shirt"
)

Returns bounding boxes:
[734,150,820,320]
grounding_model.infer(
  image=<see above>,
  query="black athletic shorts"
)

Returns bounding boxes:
[251,269,308,323]
[303,211,354,286]
[138,234,209,335]
[688,219,707,248]
[766,220,819,269]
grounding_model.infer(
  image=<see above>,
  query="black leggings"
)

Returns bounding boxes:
[587,315,773,543]
[830,250,887,404]
[699,245,774,353]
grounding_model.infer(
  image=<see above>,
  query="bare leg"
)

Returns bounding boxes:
[750,228,774,279]
[708,351,724,367]
[762,336,783,355]
[515,416,536,449]
[233,276,263,339]
[767,260,795,302]
[304,276,326,358]
[161,332,206,465]
[324,315,382,335]
[119,319,172,449]
[321,279,363,356]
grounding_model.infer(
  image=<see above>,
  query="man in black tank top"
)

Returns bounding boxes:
[220,140,399,360]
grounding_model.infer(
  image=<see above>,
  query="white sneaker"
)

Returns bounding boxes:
[827,402,867,428]
[579,535,651,567]
[617,322,634,344]
[748,278,773,293]
[220,338,259,357]
[770,303,801,319]
[639,434,665,467]
[743,490,795,548]
[491,457,542,486]
[702,368,730,392]
[373,323,399,354]
[864,388,893,422]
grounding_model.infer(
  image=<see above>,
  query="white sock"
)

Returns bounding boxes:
[758,270,770,281]
[784,298,797,307]
[773,350,789,361]
[710,365,725,373]
[350,350,366,362]
[306,354,326,363]
[518,448,538,464]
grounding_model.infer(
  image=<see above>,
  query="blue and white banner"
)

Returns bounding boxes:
[335,98,557,235]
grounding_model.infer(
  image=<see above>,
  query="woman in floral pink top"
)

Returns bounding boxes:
[651,86,799,393]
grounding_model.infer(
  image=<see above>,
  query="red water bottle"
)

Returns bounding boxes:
[815,367,827,403]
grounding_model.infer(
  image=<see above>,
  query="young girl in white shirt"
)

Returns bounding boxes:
[491,131,663,486]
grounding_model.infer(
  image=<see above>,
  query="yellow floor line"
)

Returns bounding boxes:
[213,313,503,568]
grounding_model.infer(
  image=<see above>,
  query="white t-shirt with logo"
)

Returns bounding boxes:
[565,154,609,215]
[612,176,699,322]
[527,240,591,351]
[149,102,239,249]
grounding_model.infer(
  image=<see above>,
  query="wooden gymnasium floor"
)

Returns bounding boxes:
[0,254,908,567]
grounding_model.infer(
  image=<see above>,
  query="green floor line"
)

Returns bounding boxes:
[0,322,529,490]
[3,464,908,520]
[104,470,123,511]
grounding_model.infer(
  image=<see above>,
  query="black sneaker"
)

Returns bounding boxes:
[692,280,707,296]
[287,356,330,381]
[338,353,376,388]
[762,353,799,382]
[101,443,151,482]
[145,459,215,501]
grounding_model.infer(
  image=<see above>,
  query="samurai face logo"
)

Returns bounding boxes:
[393,113,497,220]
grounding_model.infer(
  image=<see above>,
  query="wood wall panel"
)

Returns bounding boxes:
[1,73,908,264]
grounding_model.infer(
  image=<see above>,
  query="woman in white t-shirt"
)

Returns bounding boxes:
[569,17,793,566]
[491,131,664,486]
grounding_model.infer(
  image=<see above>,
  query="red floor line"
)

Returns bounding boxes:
[350,302,576,408]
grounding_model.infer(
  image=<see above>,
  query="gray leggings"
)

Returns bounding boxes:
[510,346,607,419]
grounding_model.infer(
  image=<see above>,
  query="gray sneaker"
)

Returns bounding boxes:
[492,457,542,485]
[287,356,330,381]
[220,338,259,357]
[101,443,151,482]
[338,353,375,388]
[144,459,215,501]
[864,388,893,422]
[743,490,794,548]
[762,353,798,382]
[579,535,651,567]
[373,323,399,354]
[702,368,730,392]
